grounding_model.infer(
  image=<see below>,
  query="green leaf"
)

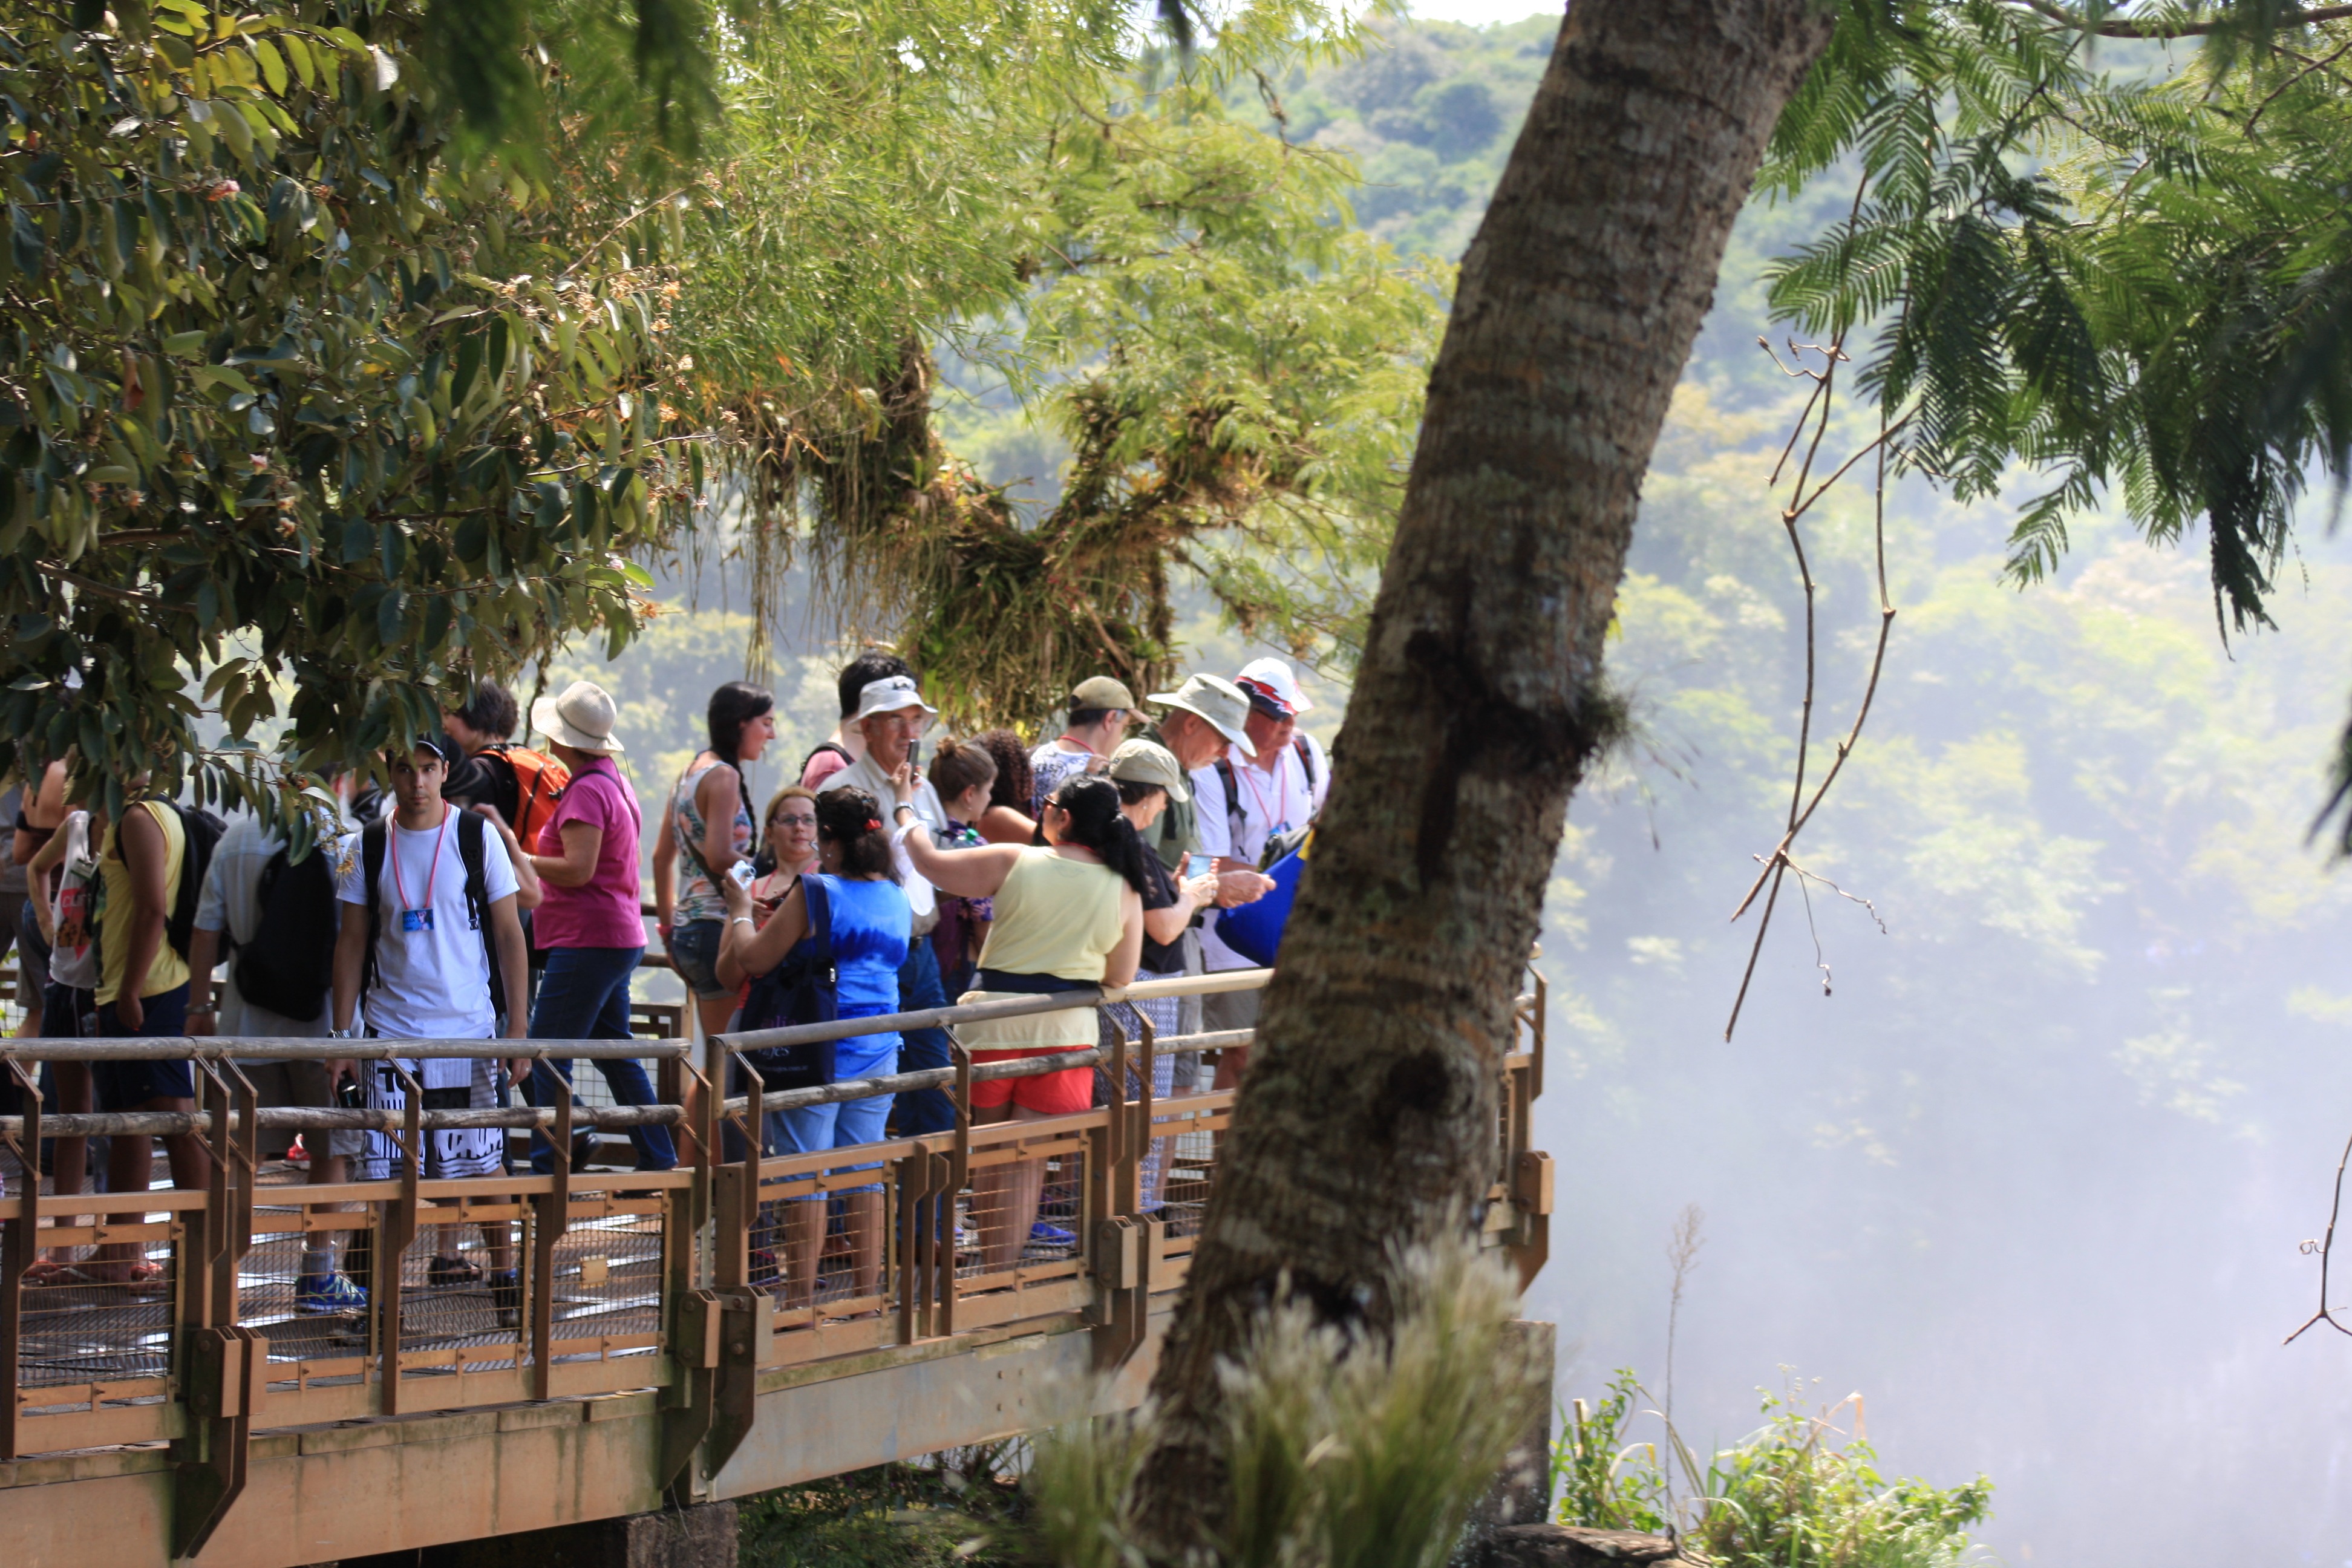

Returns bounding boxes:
[192,365,256,396]
[253,36,289,94]
[376,588,406,645]
[282,30,316,89]
[8,205,44,277]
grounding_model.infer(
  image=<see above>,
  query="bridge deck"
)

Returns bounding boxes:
[0,973,1553,1568]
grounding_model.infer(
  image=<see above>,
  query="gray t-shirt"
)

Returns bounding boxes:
[0,786,24,897]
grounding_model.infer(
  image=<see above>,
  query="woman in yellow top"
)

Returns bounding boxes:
[889,768,1145,1274]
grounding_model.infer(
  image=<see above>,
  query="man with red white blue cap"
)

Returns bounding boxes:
[1190,658,1331,1083]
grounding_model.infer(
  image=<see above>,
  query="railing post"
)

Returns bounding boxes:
[940,1044,972,1338]
[893,1145,935,1342]
[531,1070,573,1402]
[0,1056,42,1462]
[1091,1011,1149,1371]
[174,1060,265,1561]
[377,1063,424,1416]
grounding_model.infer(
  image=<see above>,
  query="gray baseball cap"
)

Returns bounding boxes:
[1108,739,1191,802]
[1145,673,1256,759]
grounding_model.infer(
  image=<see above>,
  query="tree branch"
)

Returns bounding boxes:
[2011,0,2352,38]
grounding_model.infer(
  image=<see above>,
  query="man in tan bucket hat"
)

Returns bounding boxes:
[1134,673,1273,1084]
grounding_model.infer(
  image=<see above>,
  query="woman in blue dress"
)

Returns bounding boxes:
[717,787,908,1311]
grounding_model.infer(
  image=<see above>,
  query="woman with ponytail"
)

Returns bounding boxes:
[887,767,1145,1273]
[655,681,777,1039]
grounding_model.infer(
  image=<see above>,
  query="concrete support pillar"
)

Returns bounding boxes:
[329,1498,738,1568]
[1465,1318,1559,1546]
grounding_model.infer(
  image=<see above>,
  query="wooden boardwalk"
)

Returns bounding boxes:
[0,970,1553,1568]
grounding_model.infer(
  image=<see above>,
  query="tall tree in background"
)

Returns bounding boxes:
[1129,0,1836,1551]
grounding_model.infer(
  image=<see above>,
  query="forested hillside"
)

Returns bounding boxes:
[572,19,2352,1564]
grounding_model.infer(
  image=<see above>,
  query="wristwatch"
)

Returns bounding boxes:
[330,1027,356,1041]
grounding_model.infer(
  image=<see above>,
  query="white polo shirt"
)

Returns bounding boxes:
[1191,733,1329,971]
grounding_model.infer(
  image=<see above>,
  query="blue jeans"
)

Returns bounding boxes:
[892,940,956,1136]
[526,945,676,1173]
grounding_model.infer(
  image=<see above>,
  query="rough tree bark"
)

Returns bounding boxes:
[1130,0,1835,1554]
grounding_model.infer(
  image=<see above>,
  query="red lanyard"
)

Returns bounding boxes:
[390,805,449,915]
[1235,756,1289,832]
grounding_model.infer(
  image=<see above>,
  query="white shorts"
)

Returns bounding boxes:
[354,1057,506,1181]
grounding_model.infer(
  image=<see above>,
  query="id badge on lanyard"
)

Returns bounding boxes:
[391,811,449,939]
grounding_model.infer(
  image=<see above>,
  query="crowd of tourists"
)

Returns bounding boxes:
[0,650,1325,1315]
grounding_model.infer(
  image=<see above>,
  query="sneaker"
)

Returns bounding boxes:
[427,1255,483,1290]
[1030,1221,1076,1248]
[295,1273,368,1315]
[285,1135,310,1168]
[491,1269,523,1330]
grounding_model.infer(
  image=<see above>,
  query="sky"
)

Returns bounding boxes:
[1405,0,1557,25]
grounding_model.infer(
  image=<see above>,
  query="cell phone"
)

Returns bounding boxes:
[729,861,756,886]
[1187,853,1212,880]
[336,1078,365,1110]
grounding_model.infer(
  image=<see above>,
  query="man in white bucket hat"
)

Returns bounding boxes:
[820,673,944,933]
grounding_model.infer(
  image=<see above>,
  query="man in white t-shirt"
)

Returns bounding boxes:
[330,736,531,1321]
[1190,659,1331,1081]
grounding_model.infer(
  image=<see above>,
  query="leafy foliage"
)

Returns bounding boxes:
[1558,1371,1993,1568]
[0,0,681,812]
[1762,2,2352,642]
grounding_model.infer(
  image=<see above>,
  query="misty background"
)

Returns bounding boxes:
[554,18,2352,1564]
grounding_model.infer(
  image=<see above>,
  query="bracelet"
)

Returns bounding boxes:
[731,915,754,927]
[186,1003,217,1017]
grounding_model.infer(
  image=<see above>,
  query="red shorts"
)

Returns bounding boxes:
[968,1051,1094,1115]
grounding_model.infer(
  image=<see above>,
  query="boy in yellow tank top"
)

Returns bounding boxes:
[87,791,207,1284]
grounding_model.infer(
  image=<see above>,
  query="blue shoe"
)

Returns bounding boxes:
[295,1273,368,1314]
[1029,1221,1076,1248]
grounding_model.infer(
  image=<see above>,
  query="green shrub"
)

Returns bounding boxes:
[1556,1373,1993,1568]
[1028,1236,1546,1568]
[739,1451,1022,1568]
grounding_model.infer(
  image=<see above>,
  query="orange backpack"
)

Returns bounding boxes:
[483,743,572,849]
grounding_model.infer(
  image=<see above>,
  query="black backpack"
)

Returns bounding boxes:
[359,809,508,1022]
[163,800,226,961]
[232,841,339,1022]
[737,875,839,1091]
[1211,737,1318,866]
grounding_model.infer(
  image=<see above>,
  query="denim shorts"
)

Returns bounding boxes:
[668,918,729,1000]
[93,984,194,1108]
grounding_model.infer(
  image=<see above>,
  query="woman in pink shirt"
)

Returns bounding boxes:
[520,682,675,1173]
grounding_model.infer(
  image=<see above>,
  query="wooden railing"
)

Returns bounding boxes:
[0,967,1551,1559]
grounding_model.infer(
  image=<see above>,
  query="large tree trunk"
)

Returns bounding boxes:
[1131,0,1835,1553]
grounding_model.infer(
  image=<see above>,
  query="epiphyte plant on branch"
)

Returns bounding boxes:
[662,7,1446,727]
